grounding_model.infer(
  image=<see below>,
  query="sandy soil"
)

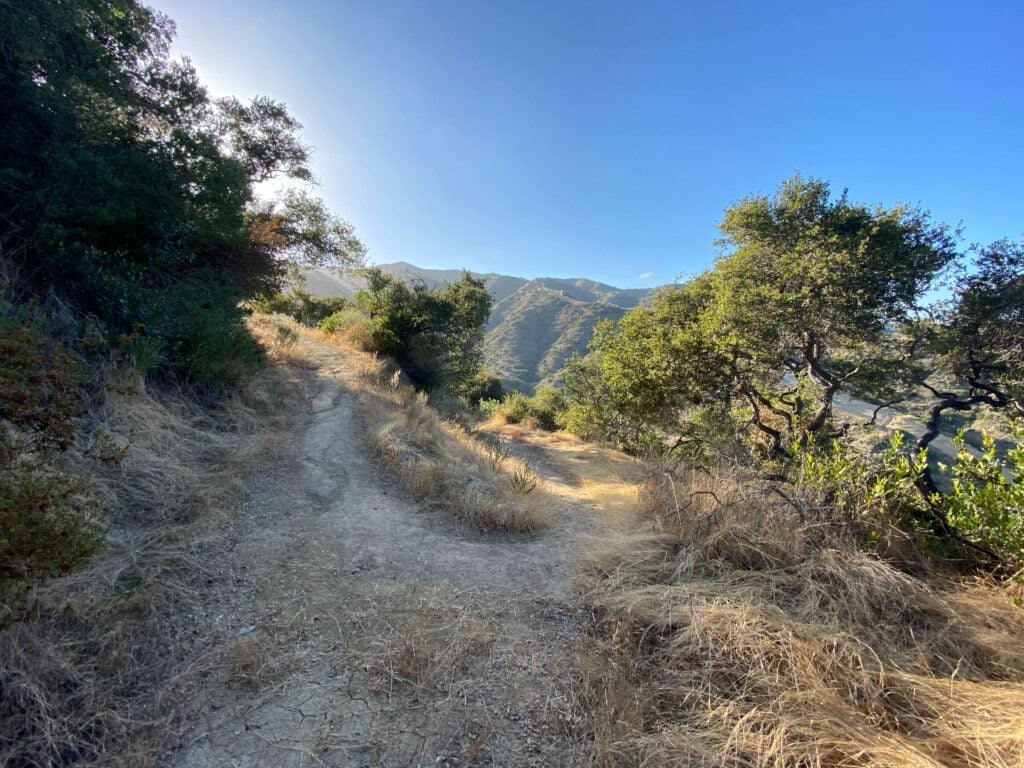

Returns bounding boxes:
[171,334,636,767]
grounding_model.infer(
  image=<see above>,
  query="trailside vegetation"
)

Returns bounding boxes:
[353,268,497,401]
[556,174,1023,566]
[1,0,365,385]
[0,0,364,589]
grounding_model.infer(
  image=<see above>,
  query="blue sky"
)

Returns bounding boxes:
[155,0,1023,287]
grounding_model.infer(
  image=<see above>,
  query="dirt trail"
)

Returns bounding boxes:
[173,335,636,767]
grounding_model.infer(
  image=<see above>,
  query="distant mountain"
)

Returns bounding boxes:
[302,263,658,392]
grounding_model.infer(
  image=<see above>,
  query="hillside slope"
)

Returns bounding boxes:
[304,264,656,392]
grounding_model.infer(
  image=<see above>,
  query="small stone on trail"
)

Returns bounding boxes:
[210,700,223,711]
[238,625,256,635]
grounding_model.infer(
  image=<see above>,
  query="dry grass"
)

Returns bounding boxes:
[309,328,549,533]
[224,635,282,690]
[367,593,494,696]
[577,464,1024,768]
[0,319,300,767]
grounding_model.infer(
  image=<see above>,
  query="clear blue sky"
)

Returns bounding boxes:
[155,0,1023,287]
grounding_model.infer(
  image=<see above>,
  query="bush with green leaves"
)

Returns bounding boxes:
[798,428,1024,565]
[484,386,568,431]
[138,280,264,388]
[252,287,349,327]
[940,427,1024,564]
[356,268,491,395]
[1,0,364,386]
[455,370,503,406]
[496,392,533,424]
[0,309,102,587]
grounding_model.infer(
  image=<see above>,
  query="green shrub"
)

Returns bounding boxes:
[940,427,1024,564]
[453,370,502,406]
[0,447,102,584]
[498,392,533,424]
[526,386,566,431]
[253,287,348,327]
[318,307,366,334]
[141,280,264,387]
[799,428,1024,565]
[0,309,86,448]
[488,387,565,430]
[478,398,502,418]
[798,432,929,531]
[0,311,102,587]
[355,268,491,393]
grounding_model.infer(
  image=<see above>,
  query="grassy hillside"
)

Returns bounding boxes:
[304,264,656,391]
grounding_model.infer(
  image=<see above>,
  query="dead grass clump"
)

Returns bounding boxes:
[312,329,549,532]
[0,327,298,767]
[366,594,494,696]
[224,635,282,690]
[578,464,1024,768]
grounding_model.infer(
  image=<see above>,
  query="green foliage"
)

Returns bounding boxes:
[0,447,103,584]
[528,386,567,431]
[799,429,1024,565]
[478,398,502,418]
[940,427,1024,564]
[0,0,363,385]
[550,174,1021,564]
[456,370,503,406]
[486,386,566,431]
[0,308,87,449]
[557,354,657,450]
[139,280,264,387]
[937,240,1024,406]
[581,174,956,457]
[253,287,348,327]
[356,268,492,394]
[798,432,930,530]
[497,392,533,424]
[318,307,367,334]
[0,311,102,585]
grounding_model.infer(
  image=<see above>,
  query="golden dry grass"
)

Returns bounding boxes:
[309,327,550,533]
[577,464,1024,768]
[0,319,300,767]
[482,421,644,525]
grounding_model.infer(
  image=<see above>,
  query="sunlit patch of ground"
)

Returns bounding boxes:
[479,422,644,526]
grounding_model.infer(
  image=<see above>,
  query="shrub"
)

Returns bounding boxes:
[454,370,502,406]
[486,387,566,431]
[252,287,348,327]
[799,428,1024,565]
[941,426,1024,564]
[140,280,264,388]
[498,392,533,424]
[525,386,565,431]
[318,307,365,334]
[0,447,102,584]
[0,310,102,588]
[0,308,86,448]
[478,398,502,418]
[355,268,491,394]
[319,307,375,350]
